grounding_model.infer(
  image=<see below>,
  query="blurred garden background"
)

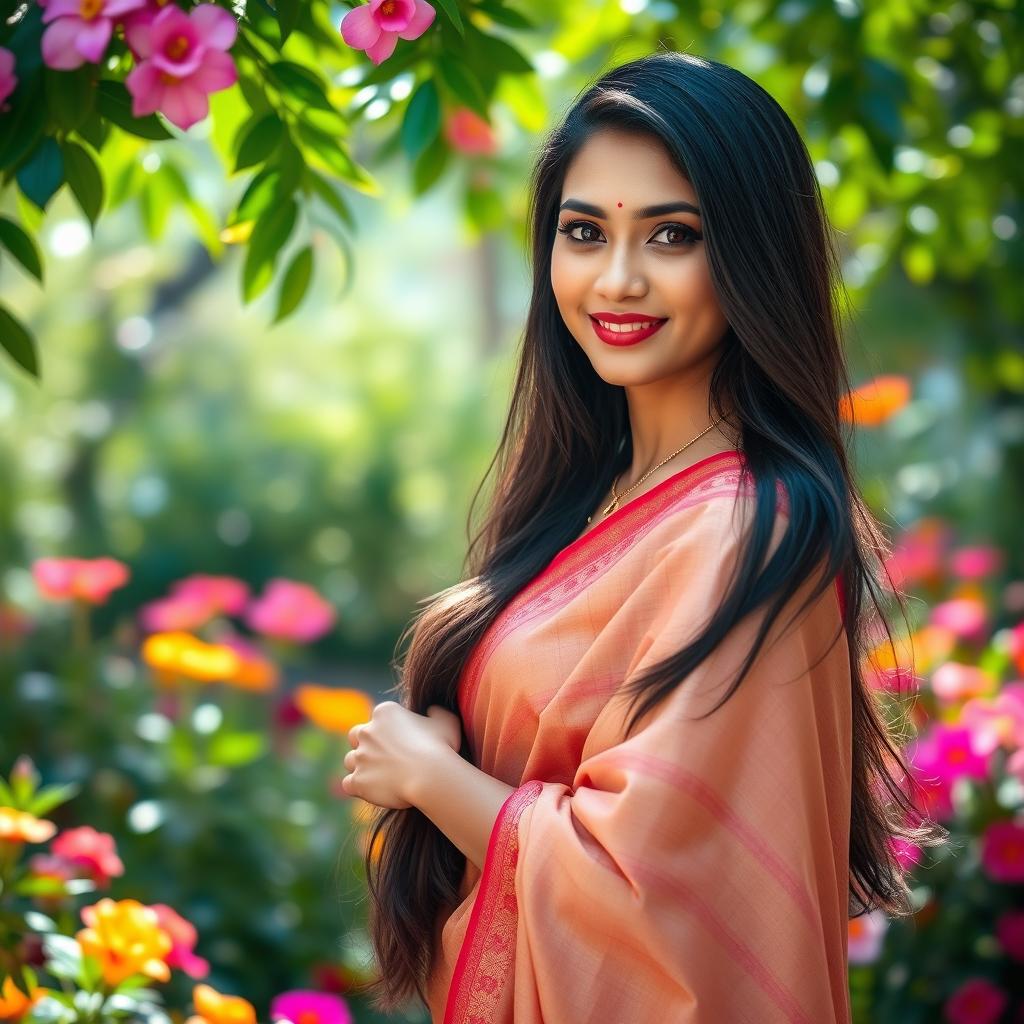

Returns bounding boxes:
[1,0,1022,1022]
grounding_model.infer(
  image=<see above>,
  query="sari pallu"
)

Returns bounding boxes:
[424,450,853,1024]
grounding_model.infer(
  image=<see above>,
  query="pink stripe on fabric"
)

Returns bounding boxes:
[600,751,821,928]
[622,854,818,1024]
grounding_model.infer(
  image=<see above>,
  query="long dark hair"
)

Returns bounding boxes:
[355,50,948,1013]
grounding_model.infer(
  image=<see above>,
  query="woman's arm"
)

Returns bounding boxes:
[405,745,516,870]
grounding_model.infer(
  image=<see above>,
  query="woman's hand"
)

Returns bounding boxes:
[340,702,464,809]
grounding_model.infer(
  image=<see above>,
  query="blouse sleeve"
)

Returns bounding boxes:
[442,504,854,1024]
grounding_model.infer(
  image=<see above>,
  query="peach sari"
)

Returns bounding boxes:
[425,449,853,1024]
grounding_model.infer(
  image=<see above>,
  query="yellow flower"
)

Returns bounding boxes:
[76,898,173,986]
[141,632,242,685]
[0,807,57,845]
[294,685,374,736]
[0,975,47,1021]
[185,984,256,1024]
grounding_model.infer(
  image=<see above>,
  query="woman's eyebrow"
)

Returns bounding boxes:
[558,198,701,219]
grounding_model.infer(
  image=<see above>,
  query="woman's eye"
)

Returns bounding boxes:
[556,220,701,246]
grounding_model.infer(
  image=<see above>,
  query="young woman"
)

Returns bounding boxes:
[338,51,945,1023]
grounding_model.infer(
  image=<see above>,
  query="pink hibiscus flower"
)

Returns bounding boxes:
[340,0,435,65]
[245,579,336,644]
[124,3,238,130]
[51,826,125,888]
[270,990,353,1024]
[41,0,146,69]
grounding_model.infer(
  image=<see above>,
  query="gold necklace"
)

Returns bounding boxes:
[587,416,726,523]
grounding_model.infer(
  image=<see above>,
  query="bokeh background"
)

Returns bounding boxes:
[1,0,1023,1022]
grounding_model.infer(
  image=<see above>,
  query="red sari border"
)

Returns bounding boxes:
[458,450,755,722]
[443,779,543,1024]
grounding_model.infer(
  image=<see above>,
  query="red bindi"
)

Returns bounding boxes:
[617,202,623,207]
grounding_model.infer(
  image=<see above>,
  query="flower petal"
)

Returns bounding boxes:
[41,18,87,69]
[188,3,238,50]
[159,80,210,130]
[340,5,381,49]
[189,49,238,94]
[396,0,435,39]
[125,60,164,116]
[74,17,113,62]
[364,28,398,63]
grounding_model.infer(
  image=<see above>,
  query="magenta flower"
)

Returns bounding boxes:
[151,903,210,978]
[340,0,435,65]
[139,574,251,632]
[270,990,353,1024]
[995,909,1024,962]
[32,556,130,605]
[51,826,125,888]
[980,819,1024,884]
[887,834,923,872]
[950,544,1004,580]
[943,977,1009,1024]
[905,723,990,821]
[124,3,238,131]
[173,574,249,615]
[929,597,988,644]
[41,0,146,69]
[0,46,16,106]
[960,686,1024,756]
[245,579,336,644]
[930,661,991,703]
[847,908,888,966]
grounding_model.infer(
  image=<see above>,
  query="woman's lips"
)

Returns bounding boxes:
[589,315,668,346]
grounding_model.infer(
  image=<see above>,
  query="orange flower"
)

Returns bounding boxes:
[185,984,256,1024]
[76,898,173,986]
[0,807,57,845]
[294,686,374,736]
[839,374,911,427]
[141,632,242,685]
[220,635,279,693]
[0,975,47,1020]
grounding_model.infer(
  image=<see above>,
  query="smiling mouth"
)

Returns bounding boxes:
[591,317,665,333]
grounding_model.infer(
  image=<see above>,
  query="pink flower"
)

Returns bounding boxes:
[904,723,990,821]
[41,0,146,69]
[847,908,888,965]
[51,827,125,888]
[138,575,250,632]
[0,46,16,106]
[929,597,988,644]
[943,977,1008,1024]
[1009,747,1024,787]
[930,661,992,703]
[339,0,435,66]
[27,852,77,886]
[173,575,249,615]
[150,904,210,978]
[960,686,1024,756]
[950,545,1003,581]
[980,819,1024,884]
[124,3,238,131]
[444,108,497,155]
[888,834,923,872]
[270,990,353,1024]
[995,908,1024,962]
[885,517,951,590]
[245,579,336,644]
[32,556,130,605]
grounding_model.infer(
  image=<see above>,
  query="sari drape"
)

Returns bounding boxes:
[424,449,853,1024]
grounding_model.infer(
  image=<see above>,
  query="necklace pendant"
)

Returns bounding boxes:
[602,497,619,516]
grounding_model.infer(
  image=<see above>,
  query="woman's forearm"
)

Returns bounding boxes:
[405,745,515,870]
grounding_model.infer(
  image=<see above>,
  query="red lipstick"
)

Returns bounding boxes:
[589,312,668,347]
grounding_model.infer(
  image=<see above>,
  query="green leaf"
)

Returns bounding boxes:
[473,0,536,29]
[28,781,79,817]
[76,110,110,152]
[60,141,105,226]
[138,166,177,240]
[268,60,335,112]
[432,0,465,35]
[207,731,267,766]
[305,169,355,230]
[400,79,440,161]
[44,65,96,131]
[276,0,302,43]
[242,198,297,302]
[294,124,376,193]
[0,304,39,379]
[0,216,43,282]
[16,139,64,211]
[233,167,281,225]
[437,57,489,119]
[273,245,313,323]
[234,113,285,172]
[473,29,533,73]
[412,133,450,195]
[96,80,173,141]
[41,934,83,982]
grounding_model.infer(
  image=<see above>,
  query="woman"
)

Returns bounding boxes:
[338,51,946,1023]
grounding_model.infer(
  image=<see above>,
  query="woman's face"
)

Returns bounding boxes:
[550,128,730,387]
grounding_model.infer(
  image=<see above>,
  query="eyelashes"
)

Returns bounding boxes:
[555,219,703,247]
